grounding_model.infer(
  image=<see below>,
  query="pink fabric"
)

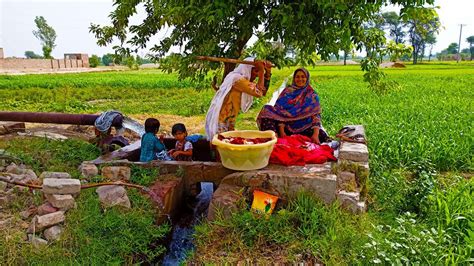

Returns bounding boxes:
[270,135,337,166]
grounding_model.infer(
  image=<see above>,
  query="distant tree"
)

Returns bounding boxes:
[32,16,57,59]
[403,7,440,64]
[425,34,436,61]
[446,43,459,54]
[89,55,101,68]
[382,11,406,44]
[467,35,474,60]
[24,51,43,59]
[101,53,114,66]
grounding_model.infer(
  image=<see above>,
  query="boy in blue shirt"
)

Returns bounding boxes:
[140,118,166,162]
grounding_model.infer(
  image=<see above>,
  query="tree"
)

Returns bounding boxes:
[90,1,434,79]
[382,11,406,44]
[425,34,436,61]
[403,7,440,64]
[89,55,101,68]
[24,51,43,59]
[101,53,114,66]
[446,43,459,54]
[32,16,57,59]
[467,35,474,61]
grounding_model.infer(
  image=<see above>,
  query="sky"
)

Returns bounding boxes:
[1,0,473,58]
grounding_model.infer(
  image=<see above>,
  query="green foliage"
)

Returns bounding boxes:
[63,189,170,264]
[244,33,293,68]
[386,41,413,62]
[130,164,159,187]
[101,53,115,66]
[382,11,405,44]
[89,0,435,83]
[89,54,101,68]
[194,192,367,264]
[0,138,100,177]
[445,42,459,54]
[32,16,57,59]
[24,50,43,59]
[402,7,440,64]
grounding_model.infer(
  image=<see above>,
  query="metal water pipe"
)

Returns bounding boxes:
[0,111,123,127]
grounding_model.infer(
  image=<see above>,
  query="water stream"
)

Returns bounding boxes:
[162,182,214,265]
[121,116,145,137]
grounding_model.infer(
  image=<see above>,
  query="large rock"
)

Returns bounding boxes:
[0,122,25,135]
[43,225,63,241]
[96,185,131,209]
[37,202,59,215]
[45,194,76,210]
[42,178,81,195]
[28,211,65,233]
[39,172,71,180]
[28,235,48,247]
[101,166,131,181]
[79,163,98,178]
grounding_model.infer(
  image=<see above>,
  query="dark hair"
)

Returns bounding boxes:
[145,118,160,133]
[172,123,187,135]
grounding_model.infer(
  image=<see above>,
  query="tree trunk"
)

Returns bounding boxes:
[344,51,347,65]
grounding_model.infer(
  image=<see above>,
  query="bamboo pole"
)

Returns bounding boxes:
[195,56,275,67]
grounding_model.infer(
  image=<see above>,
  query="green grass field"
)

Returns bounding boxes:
[0,63,473,264]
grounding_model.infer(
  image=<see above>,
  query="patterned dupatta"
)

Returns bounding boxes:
[257,68,321,133]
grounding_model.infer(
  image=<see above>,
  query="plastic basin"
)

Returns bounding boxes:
[211,130,277,171]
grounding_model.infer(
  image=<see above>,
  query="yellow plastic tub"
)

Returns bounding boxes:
[211,130,277,171]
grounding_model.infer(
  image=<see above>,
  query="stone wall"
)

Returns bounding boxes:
[0,58,88,69]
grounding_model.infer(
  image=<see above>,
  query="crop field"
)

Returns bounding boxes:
[0,63,473,264]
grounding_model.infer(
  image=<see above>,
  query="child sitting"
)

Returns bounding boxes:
[140,118,166,162]
[169,123,193,161]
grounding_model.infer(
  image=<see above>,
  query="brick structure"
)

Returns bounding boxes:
[0,49,90,69]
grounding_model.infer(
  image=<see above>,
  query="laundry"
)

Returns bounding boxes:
[269,134,337,166]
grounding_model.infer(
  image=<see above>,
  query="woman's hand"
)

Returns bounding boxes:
[311,127,320,144]
[278,124,287,138]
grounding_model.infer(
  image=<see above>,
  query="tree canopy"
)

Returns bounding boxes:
[32,16,57,59]
[90,0,435,83]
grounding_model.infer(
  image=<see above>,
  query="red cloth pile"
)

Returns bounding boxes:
[269,135,337,166]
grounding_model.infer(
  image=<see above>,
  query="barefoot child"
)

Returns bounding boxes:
[169,123,193,161]
[140,118,166,162]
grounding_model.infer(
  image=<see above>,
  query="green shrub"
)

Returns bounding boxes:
[89,55,101,68]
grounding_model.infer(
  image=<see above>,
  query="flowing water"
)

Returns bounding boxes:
[162,182,214,265]
[121,116,145,137]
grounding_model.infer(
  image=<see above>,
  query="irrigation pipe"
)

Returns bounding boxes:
[0,175,148,191]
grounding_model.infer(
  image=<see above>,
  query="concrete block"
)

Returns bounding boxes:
[28,211,65,233]
[42,178,81,195]
[43,225,63,241]
[79,163,98,178]
[338,142,369,162]
[101,166,131,181]
[37,202,58,215]
[96,185,131,209]
[45,194,75,210]
[39,172,71,179]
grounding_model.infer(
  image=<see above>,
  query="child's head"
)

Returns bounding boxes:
[145,118,160,134]
[172,123,187,141]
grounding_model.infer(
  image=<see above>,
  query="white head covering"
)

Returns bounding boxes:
[205,57,255,140]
